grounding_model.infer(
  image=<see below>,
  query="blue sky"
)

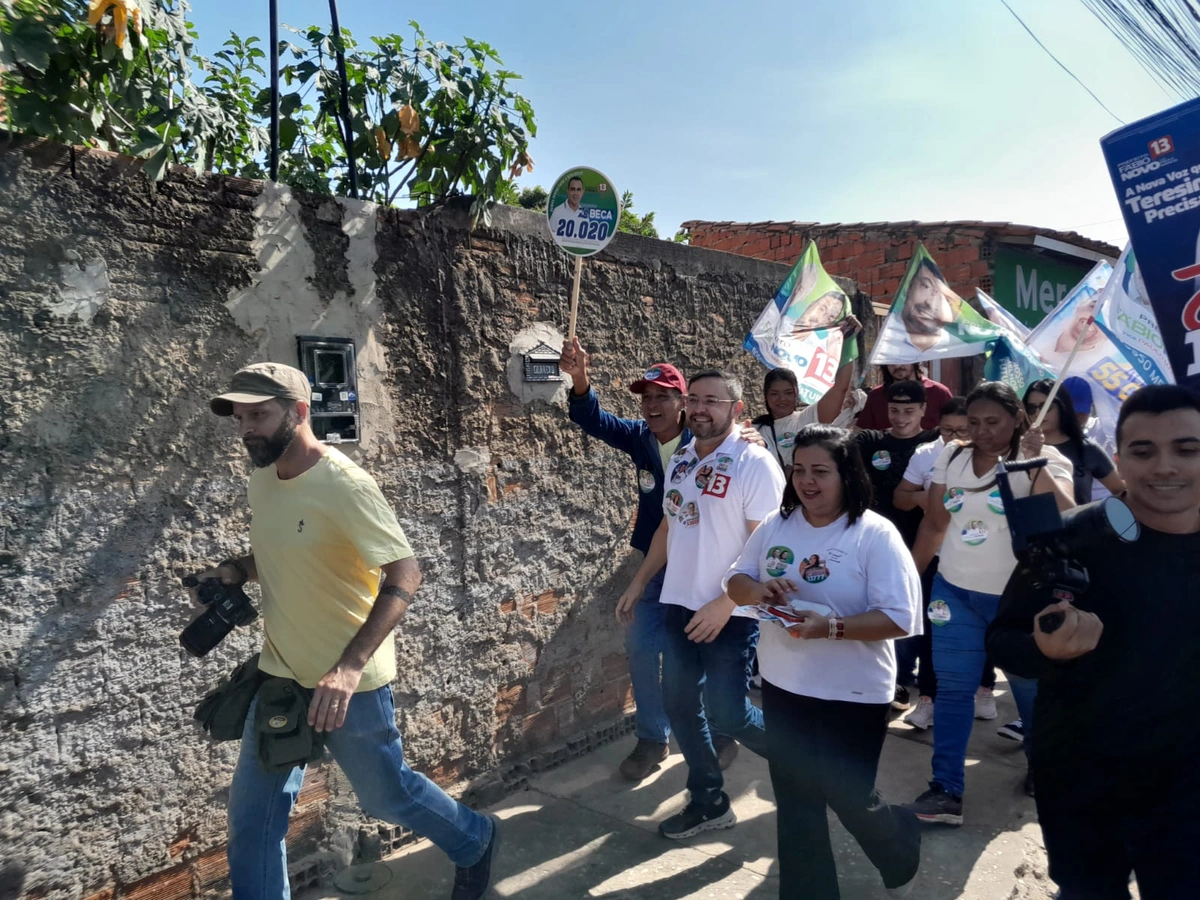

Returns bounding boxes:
[188,0,1177,248]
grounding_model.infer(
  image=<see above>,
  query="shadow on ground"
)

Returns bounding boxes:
[302,679,1064,899]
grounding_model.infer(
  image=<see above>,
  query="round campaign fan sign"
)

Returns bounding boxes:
[546,166,621,257]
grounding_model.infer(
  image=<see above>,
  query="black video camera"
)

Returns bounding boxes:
[180,575,259,657]
[995,458,1139,634]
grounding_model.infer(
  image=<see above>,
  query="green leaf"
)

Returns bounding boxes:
[280,93,303,116]
[142,144,171,183]
[1,18,54,72]
[279,116,300,150]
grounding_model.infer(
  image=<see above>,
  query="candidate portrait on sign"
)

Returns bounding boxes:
[548,175,588,236]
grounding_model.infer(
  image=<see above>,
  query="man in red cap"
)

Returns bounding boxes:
[559,339,758,780]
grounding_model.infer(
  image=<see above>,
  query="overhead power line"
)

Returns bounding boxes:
[998,0,1125,124]
[1080,0,1200,101]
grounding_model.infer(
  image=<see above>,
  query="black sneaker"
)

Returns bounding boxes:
[451,814,501,900]
[907,785,963,826]
[712,734,739,771]
[997,719,1025,742]
[618,739,669,781]
[891,684,913,711]
[659,792,737,839]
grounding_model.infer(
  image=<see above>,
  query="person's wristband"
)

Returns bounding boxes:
[220,557,249,585]
[827,616,845,641]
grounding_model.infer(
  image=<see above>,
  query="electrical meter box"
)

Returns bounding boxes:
[296,335,360,444]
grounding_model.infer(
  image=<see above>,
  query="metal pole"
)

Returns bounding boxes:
[268,0,279,181]
[328,0,359,198]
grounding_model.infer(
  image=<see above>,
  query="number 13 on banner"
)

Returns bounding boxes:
[805,347,838,388]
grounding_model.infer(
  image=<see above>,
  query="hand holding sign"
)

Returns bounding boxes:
[546,167,622,340]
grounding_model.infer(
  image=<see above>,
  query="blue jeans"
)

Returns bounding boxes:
[929,574,1037,798]
[662,604,766,806]
[228,686,492,900]
[626,569,671,743]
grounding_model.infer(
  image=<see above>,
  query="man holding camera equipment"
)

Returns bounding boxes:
[191,363,498,900]
[988,385,1200,899]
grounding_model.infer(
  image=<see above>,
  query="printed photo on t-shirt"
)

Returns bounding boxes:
[694,465,714,490]
[944,487,965,513]
[716,454,734,473]
[799,554,831,583]
[678,502,700,528]
[765,545,795,577]
[670,461,690,484]
[665,489,683,517]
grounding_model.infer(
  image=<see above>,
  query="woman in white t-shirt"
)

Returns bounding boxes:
[725,424,922,898]
[907,382,1074,826]
[752,365,863,472]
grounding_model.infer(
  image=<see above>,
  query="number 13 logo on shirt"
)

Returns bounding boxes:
[703,473,731,498]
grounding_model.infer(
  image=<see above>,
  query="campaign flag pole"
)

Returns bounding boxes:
[546,167,621,343]
[568,256,583,340]
[1033,314,1095,429]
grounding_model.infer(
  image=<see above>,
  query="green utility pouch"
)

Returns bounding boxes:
[254,676,326,773]
[193,653,266,741]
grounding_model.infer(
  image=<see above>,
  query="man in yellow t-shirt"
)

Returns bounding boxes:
[192,363,498,900]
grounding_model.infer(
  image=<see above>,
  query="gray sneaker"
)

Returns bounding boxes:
[659,792,737,839]
[907,785,963,826]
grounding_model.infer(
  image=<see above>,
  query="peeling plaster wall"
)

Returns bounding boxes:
[0,140,851,900]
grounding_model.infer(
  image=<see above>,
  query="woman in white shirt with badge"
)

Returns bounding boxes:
[725,424,922,899]
[906,381,1075,826]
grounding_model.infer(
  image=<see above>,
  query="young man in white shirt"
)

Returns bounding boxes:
[619,370,785,839]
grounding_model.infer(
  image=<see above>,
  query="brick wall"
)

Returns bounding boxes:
[683,222,1008,392]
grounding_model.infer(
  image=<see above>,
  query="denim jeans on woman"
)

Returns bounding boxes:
[928,573,1037,797]
[228,686,492,900]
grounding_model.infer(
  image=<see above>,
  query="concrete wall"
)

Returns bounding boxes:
[0,139,848,900]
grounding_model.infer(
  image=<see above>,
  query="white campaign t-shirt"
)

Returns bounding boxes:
[661,432,785,611]
[932,444,1072,595]
[722,509,922,704]
[903,437,945,489]
[757,406,820,470]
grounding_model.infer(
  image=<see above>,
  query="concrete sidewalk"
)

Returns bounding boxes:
[303,682,1078,899]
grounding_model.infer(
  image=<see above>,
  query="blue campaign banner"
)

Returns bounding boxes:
[1101,97,1200,388]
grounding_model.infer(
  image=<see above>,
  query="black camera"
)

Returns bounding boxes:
[995,458,1139,633]
[180,576,259,657]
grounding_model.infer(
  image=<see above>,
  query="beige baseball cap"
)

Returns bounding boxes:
[210,362,311,416]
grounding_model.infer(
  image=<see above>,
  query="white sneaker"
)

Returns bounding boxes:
[974,687,997,720]
[904,696,934,730]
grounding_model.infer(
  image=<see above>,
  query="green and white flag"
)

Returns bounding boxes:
[744,242,856,405]
[869,244,1003,365]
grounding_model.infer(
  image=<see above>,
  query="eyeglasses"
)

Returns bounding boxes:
[940,425,971,439]
[685,396,738,410]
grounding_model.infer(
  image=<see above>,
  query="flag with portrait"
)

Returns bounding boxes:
[744,241,857,405]
[869,244,1003,365]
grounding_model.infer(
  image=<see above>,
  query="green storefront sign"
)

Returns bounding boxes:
[991,246,1093,329]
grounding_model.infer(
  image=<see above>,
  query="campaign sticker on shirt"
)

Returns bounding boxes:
[961,519,989,546]
[664,489,683,517]
[987,488,1005,515]
[678,502,700,528]
[702,472,731,499]
[638,469,656,493]
[799,554,831,583]
[871,450,892,471]
[694,465,714,490]
[928,599,952,626]
[765,546,794,578]
[670,460,690,484]
[715,454,734,473]
[943,487,965,513]
[778,432,797,451]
